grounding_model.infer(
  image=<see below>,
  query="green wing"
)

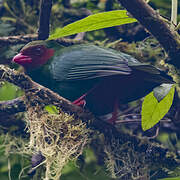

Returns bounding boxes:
[50,44,132,81]
[49,44,173,84]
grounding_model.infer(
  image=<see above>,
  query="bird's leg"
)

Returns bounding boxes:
[72,93,87,107]
[72,85,98,108]
[107,100,119,125]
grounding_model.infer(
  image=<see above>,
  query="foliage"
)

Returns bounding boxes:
[141,84,175,131]
[1,0,39,34]
[0,43,25,65]
[0,21,15,36]
[48,10,137,39]
[0,133,111,180]
[0,134,31,180]
[150,0,180,21]
[0,81,23,101]
[61,148,111,180]
[159,177,180,180]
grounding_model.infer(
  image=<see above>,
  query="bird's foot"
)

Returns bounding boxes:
[107,114,117,125]
[107,100,119,125]
[99,113,117,125]
[72,94,87,108]
[73,99,86,107]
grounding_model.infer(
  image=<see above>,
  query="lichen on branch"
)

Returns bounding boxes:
[0,64,93,179]
[26,105,90,179]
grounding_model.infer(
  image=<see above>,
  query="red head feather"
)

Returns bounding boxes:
[12,42,54,70]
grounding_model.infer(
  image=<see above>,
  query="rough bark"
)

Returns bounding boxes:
[38,0,52,40]
[118,0,180,68]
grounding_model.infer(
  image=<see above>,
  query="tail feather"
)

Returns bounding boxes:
[130,64,174,84]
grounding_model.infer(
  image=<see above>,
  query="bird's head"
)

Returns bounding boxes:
[12,40,58,70]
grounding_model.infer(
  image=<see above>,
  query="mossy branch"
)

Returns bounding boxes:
[118,0,180,68]
[0,34,86,46]
[0,66,179,179]
[0,65,92,121]
[0,97,26,116]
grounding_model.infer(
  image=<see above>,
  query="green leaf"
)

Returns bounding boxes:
[159,177,180,180]
[153,83,174,102]
[141,85,175,131]
[1,17,17,23]
[44,105,59,114]
[0,82,23,101]
[48,10,137,40]
[0,21,15,36]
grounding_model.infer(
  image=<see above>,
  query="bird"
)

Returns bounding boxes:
[12,40,173,124]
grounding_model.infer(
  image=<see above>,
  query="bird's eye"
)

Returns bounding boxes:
[34,47,44,56]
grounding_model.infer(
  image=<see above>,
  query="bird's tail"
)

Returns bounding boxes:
[131,64,174,84]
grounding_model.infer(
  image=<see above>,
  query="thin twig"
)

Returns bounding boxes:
[171,0,178,29]
[115,118,171,124]
[0,34,37,45]
[145,127,159,139]
[118,113,140,118]
[3,2,35,33]
[0,34,85,46]
[118,105,140,116]
[8,157,12,180]
[115,119,141,124]
[0,97,26,115]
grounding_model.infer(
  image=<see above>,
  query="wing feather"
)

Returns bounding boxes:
[50,45,132,81]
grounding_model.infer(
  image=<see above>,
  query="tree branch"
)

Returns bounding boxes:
[118,0,180,68]
[0,34,38,45]
[0,34,86,47]
[0,65,90,119]
[0,64,119,135]
[38,0,52,40]
[0,66,179,175]
[0,97,26,115]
